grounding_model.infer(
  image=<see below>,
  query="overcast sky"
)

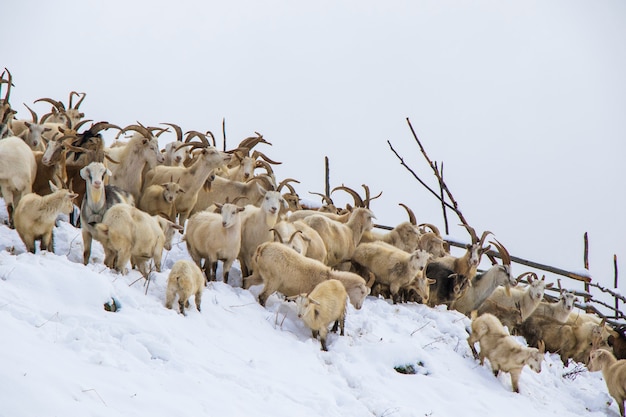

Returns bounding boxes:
[2,0,625,293]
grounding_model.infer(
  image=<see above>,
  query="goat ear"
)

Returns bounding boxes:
[106,168,112,177]
[545,283,554,288]
[538,340,546,354]
[309,297,321,306]
[427,278,436,285]
[48,180,59,193]
[79,166,90,180]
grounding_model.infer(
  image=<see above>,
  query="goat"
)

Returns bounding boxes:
[138,181,185,222]
[425,225,492,287]
[160,123,190,166]
[0,136,37,227]
[468,312,545,393]
[351,241,433,304]
[35,91,86,127]
[269,220,327,263]
[530,289,577,323]
[184,201,245,284]
[238,190,288,278]
[79,162,134,265]
[93,203,167,276]
[250,241,369,309]
[191,174,272,214]
[13,182,78,253]
[608,325,626,360]
[165,259,205,316]
[451,239,517,315]
[302,207,376,268]
[8,103,49,151]
[143,145,231,225]
[295,279,347,351]
[588,349,626,416]
[107,124,165,201]
[478,272,552,329]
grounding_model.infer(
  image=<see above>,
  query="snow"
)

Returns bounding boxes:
[0,206,620,417]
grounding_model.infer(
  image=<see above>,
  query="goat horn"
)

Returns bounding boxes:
[332,185,364,207]
[288,230,303,244]
[276,178,300,192]
[231,196,248,205]
[516,271,538,283]
[255,159,274,174]
[398,203,417,225]
[34,97,65,110]
[22,103,38,124]
[308,191,334,205]
[459,224,479,244]
[361,184,382,209]
[161,123,183,142]
[205,130,217,147]
[88,122,122,135]
[489,239,511,266]
[121,124,152,138]
[418,223,441,237]
[366,271,376,288]
[71,92,86,109]
[74,119,94,132]
[269,228,284,244]
[104,153,121,165]
[251,150,282,165]
[1,68,13,103]
[184,130,209,146]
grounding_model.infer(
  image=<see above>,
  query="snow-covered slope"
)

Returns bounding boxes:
[0,210,619,417]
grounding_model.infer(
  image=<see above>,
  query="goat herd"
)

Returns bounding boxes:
[0,69,625,414]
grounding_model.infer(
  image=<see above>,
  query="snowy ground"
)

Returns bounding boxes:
[0,207,620,417]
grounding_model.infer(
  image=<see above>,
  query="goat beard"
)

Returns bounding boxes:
[265,212,278,227]
[90,187,103,204]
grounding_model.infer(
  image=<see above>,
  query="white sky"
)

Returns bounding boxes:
[2,0,625,293]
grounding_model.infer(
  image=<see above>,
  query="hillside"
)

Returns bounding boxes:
[0,202,619,417]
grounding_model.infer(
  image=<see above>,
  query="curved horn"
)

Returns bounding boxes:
[366,271,376,288]
[269,228,284,243]
[332,185,364,207]
[231,196,249,205]
[398,203,417,225]
[73,118,94,132]
[255,159,274,175]
[287,230,303,244]
[69,91,86,109]
[1,68,13,103]
[121,123,152,138]
[88,122,122,135]
[489,239,511,266]
[516,271,538,283]
[361,184,383,209]
[34,97,65,110]
[459,224,479,244]
[184,130,209,146]
[418,223,441,237]
[238,133,271,150]
[22,103,38,124]
[308,191,334,206]
[161,123,183,142]
[277,178,300,192]
[251,150,282,165]
[478,230,493,247]
[205,130,217,147]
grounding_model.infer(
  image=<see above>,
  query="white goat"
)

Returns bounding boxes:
[531,289,577,323]
[107,125,165,201]
[302,207,375,268]
[143,146,231,225]
[165,259,205,316]
[468,312,545,393]
[250,241,369,309]
[588,349,626,416]
[184,202,245,284]
[0,136,37,227]
[295,279,347,351]
[478,272,552,329]
[138,182,185,222]
[238,190,287,278]
[192,175,271,214]
[93,203,167,276]
[351,241,432,304]
[13,182,78,253]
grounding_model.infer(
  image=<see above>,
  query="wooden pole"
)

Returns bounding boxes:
[615,254,619,318]
[584,232,591,309]
[324,156,330,199]
[438,161,449,235]
[222,118,227,151]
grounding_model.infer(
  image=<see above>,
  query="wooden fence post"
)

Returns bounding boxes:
[584,232,591,312]
[615,254,620,319]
